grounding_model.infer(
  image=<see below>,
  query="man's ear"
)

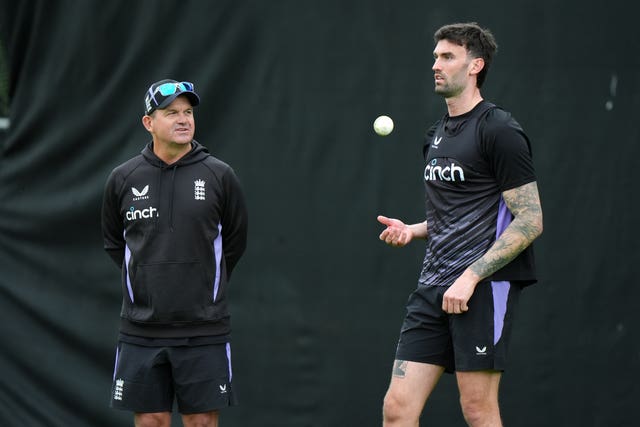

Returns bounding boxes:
[469,57,485,76]
[142,114,153,132]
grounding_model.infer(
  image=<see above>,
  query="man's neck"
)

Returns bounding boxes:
[153,141,192,165]
[445,88,483,117]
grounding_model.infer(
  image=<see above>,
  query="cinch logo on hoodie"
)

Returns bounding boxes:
[125,206,158,221]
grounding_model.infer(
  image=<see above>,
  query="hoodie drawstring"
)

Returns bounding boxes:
[168,165,177,232]
[154,167,163,230]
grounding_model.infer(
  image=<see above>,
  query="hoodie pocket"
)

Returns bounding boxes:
[129,261,213,322]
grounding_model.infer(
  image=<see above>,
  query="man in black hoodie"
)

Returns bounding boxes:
[101,79,248,427]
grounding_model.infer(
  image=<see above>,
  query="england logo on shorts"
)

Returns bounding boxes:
[114,378,125,401]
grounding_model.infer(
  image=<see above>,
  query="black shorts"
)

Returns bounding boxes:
[395,281,521,373]
[110,341,237,414]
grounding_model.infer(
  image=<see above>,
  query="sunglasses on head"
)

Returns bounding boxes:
[153,81,194,96]
[147,81,195,108]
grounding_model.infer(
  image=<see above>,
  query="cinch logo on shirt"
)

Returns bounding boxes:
[424,158,465,182]
[125,206,158,221]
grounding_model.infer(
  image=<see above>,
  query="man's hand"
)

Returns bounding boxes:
[442,269,481,314]
[377,215,413,247]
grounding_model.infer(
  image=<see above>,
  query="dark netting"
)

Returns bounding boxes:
[0,1,637,426]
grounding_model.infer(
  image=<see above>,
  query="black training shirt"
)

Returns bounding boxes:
[418,101,537,288]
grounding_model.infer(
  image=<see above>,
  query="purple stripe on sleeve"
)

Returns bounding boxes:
[492,281,510,345]
[496,197,511,237]
[212,223,223,301]
[226,342,233,381]
[124,231,134,303]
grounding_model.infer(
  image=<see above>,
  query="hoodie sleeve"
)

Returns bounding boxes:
[101,169,125,267]
[220,166,248,279]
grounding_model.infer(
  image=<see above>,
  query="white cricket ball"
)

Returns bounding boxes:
[373,115,394,136]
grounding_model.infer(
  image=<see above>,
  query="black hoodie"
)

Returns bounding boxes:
[101,140,248,338]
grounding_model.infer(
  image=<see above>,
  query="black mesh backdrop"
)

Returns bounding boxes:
[1,1,638,426]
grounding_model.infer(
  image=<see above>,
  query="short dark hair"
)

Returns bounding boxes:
[434,22,498,88]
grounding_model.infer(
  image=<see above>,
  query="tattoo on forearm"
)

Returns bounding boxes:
[470,182,543,280]
[393,360,408,378]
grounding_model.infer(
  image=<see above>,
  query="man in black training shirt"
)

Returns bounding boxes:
[378,23,543,427]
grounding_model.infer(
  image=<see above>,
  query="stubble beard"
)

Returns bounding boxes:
[434,80,464,99]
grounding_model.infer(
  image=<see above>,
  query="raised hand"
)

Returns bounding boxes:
[377,215,413,247]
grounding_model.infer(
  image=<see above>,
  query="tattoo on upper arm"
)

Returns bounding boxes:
[393,360,408,378]
[501,181,543,240]
[469,181,543,279]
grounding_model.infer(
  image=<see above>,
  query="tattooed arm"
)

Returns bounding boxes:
[441,181,543,314]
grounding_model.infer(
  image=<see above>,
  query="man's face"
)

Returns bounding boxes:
[145,95,195,146]
[432,39,475,98]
